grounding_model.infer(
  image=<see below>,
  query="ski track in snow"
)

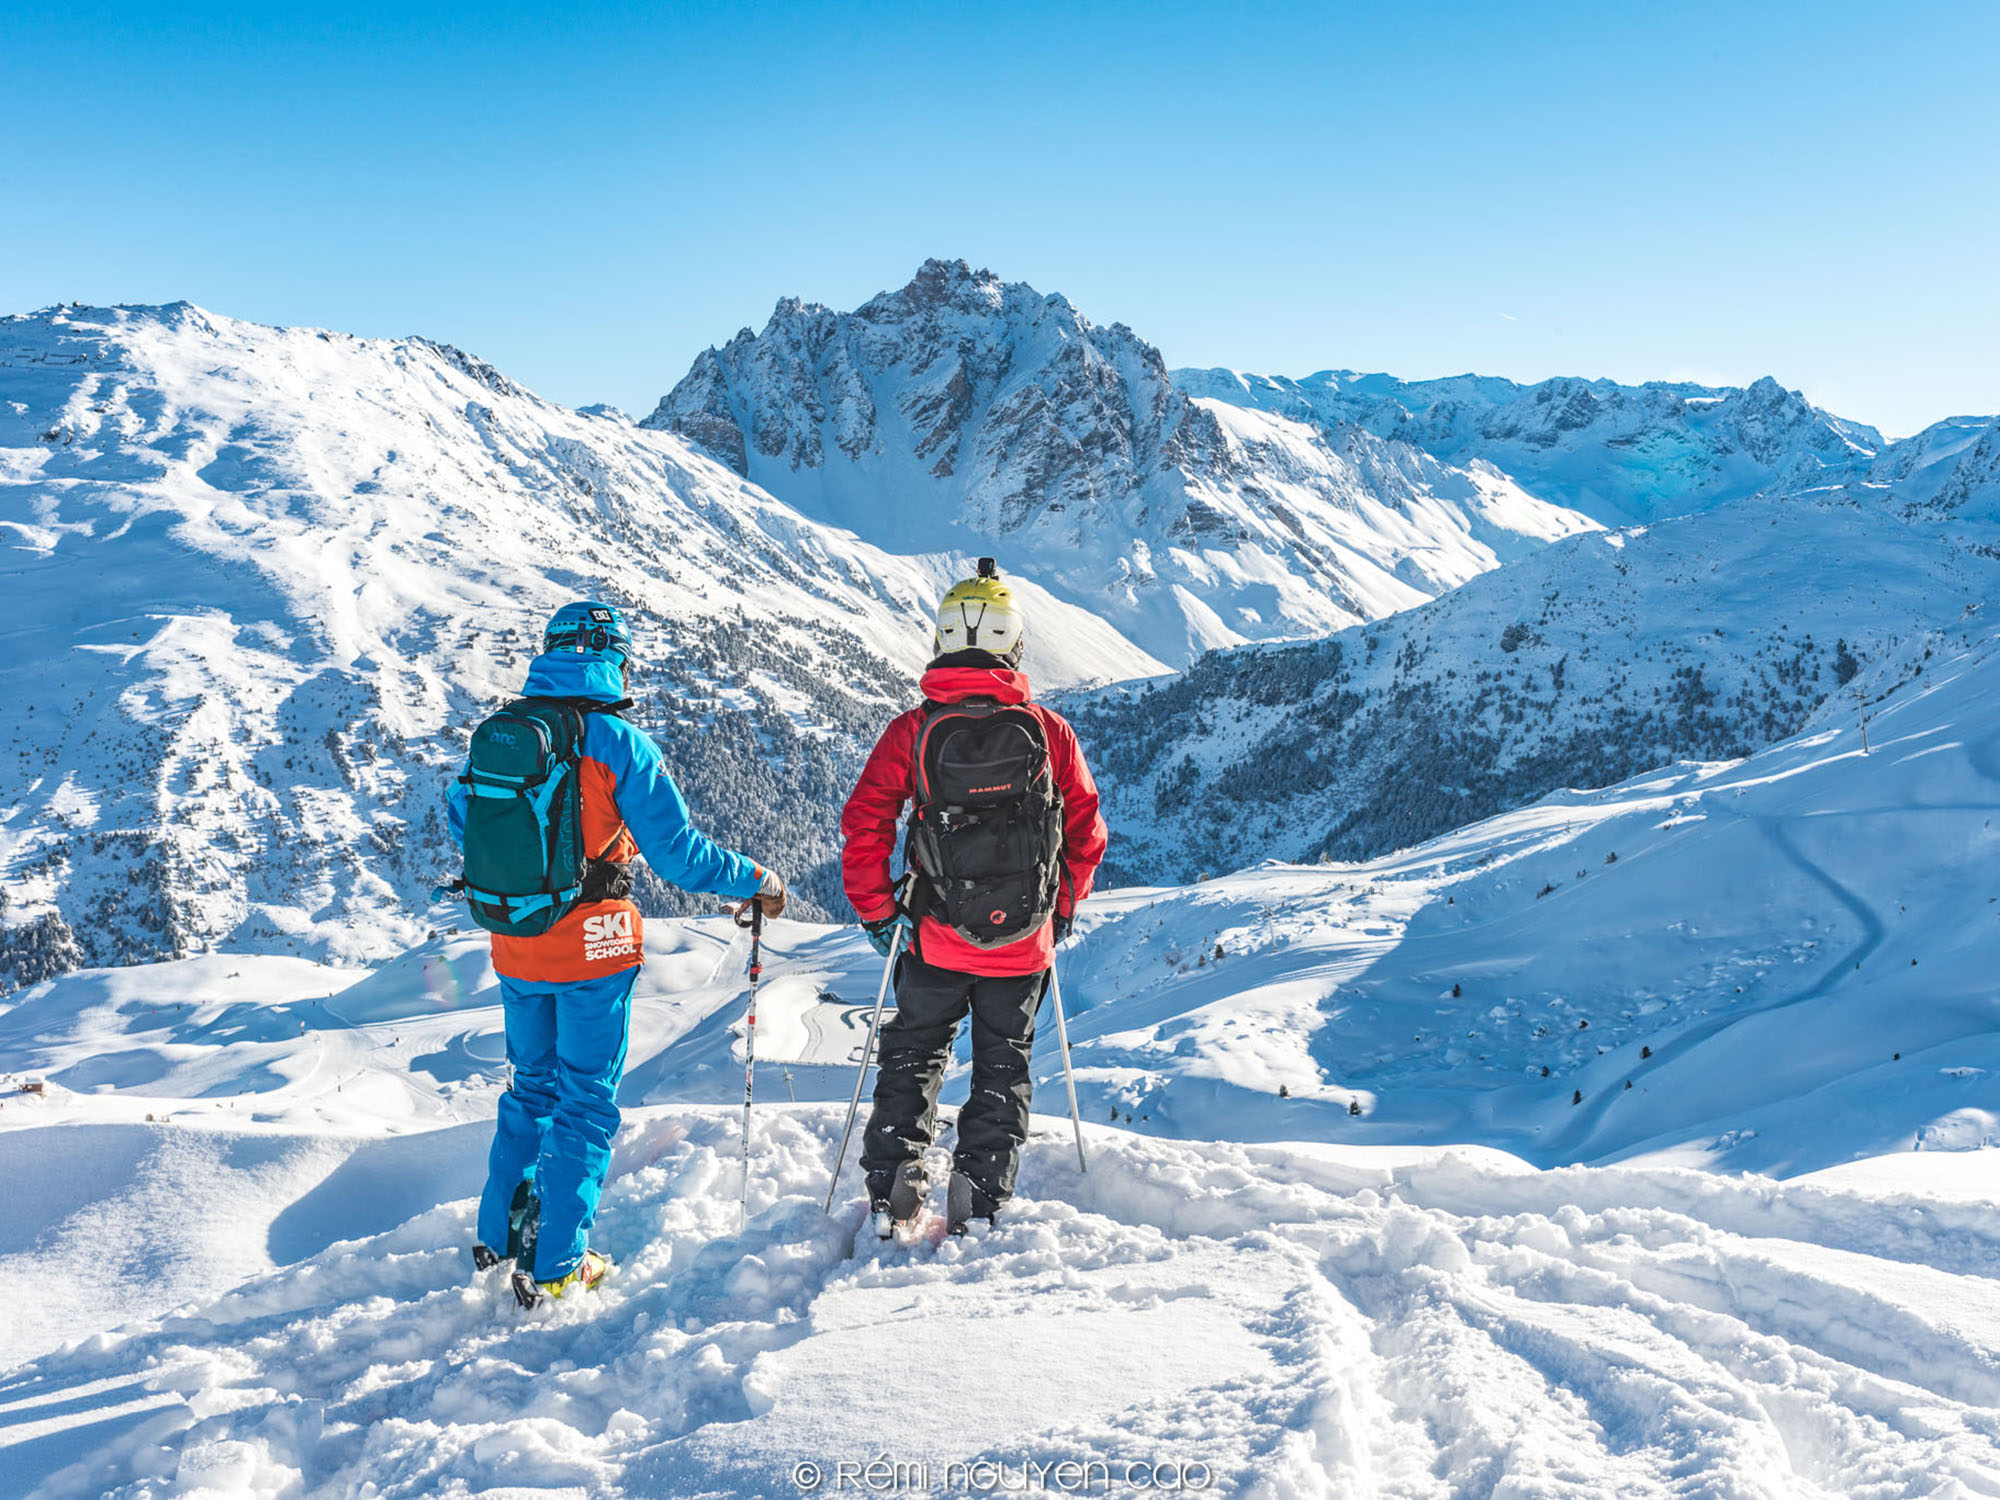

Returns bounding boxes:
[1542,812,1888,1163]
[3,1110,2000,1499]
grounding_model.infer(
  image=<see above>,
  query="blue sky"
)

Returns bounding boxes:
[3,1,1994,436]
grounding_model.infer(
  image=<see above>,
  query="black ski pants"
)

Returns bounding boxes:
[859,952,1048,1204]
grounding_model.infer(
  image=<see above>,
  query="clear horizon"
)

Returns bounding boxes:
[4,1,1995,439]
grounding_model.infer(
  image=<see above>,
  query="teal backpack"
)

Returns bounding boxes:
[454,699,589,936]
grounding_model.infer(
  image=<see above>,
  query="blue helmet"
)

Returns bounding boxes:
[543,601,633,663]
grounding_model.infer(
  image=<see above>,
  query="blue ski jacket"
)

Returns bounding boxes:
[448,651,764,980]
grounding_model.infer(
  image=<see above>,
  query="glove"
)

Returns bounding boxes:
[752,867,787,919]
[863,913,909,957]
[1053,910,1074,945]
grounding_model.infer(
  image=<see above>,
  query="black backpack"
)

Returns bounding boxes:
[904,699,1066,950]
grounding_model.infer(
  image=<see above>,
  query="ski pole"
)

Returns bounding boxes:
[737,900,764,1227]
[823,926,905,1215]
[1047,965,1088,1175]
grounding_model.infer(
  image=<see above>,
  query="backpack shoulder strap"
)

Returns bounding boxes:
[513,696,589,758]
[912,697,997,804]
[910,698,1050,808]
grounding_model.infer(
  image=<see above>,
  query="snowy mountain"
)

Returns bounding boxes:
[1176,365,1887,527]
[0,301,1164,989]
[7,617,2000,1494]
[6,280,1993,1006]
[1065,483,2000,887]
[645,259,1600,664]
[1850,411,2000,532]
[1061,616,2000,1173]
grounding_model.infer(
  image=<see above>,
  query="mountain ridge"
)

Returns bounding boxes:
[8,272,1998,992]
[0,299,1160,989]
[1174,364,1892,528]
[643,258,1602,665]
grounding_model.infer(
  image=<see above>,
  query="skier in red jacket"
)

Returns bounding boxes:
[841,560,1107,1234]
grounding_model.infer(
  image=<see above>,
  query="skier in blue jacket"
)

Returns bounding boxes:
[448,602,785,1304]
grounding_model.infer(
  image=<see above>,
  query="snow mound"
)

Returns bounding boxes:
[8,1109,2000,1499]
[1175,366,1889,528]
[1068,484,2000,885]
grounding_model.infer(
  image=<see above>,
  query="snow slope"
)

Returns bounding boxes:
[7,624,2000,1495]
[1066,484,2000,885]
[645,260,1600,664]
[1059,620,2000,1177]
[0,301,1166,987]
[9,1110,1999,1499]
[1841,410,2000,536]
[1176,367,1888,528]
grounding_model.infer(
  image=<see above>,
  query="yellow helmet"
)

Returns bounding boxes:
[935,557,1025,664]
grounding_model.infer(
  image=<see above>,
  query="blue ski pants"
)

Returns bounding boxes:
[477,966,638,1281]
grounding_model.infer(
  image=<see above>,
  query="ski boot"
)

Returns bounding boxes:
[511,1248,612,1310]
[870,1159,930,1240]
[945,1170,1000,1237]
[472,1183,540,1271]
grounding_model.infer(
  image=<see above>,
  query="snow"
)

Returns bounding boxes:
[0,299,1169,972]
[1065,624,2000,1179]
[1070,482,2000,888]
[645,260,1602,668]
[1177,366,1896,528]
[8,1105,2000,1496]
[10,272,2000,1495]
[9,626,2000,1494]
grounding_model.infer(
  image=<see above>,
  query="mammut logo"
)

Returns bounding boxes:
[989,908,1008,925]
[968,782,1015,795]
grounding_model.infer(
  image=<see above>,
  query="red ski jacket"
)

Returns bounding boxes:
[841,665,1108,977]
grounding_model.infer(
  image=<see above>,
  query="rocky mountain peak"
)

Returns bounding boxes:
[641,259,1173,515]
[639,261,1598,665]
[866,257,1008,317]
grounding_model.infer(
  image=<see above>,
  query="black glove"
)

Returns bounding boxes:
[1053,911,1073,944]
[863,913,910,957]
